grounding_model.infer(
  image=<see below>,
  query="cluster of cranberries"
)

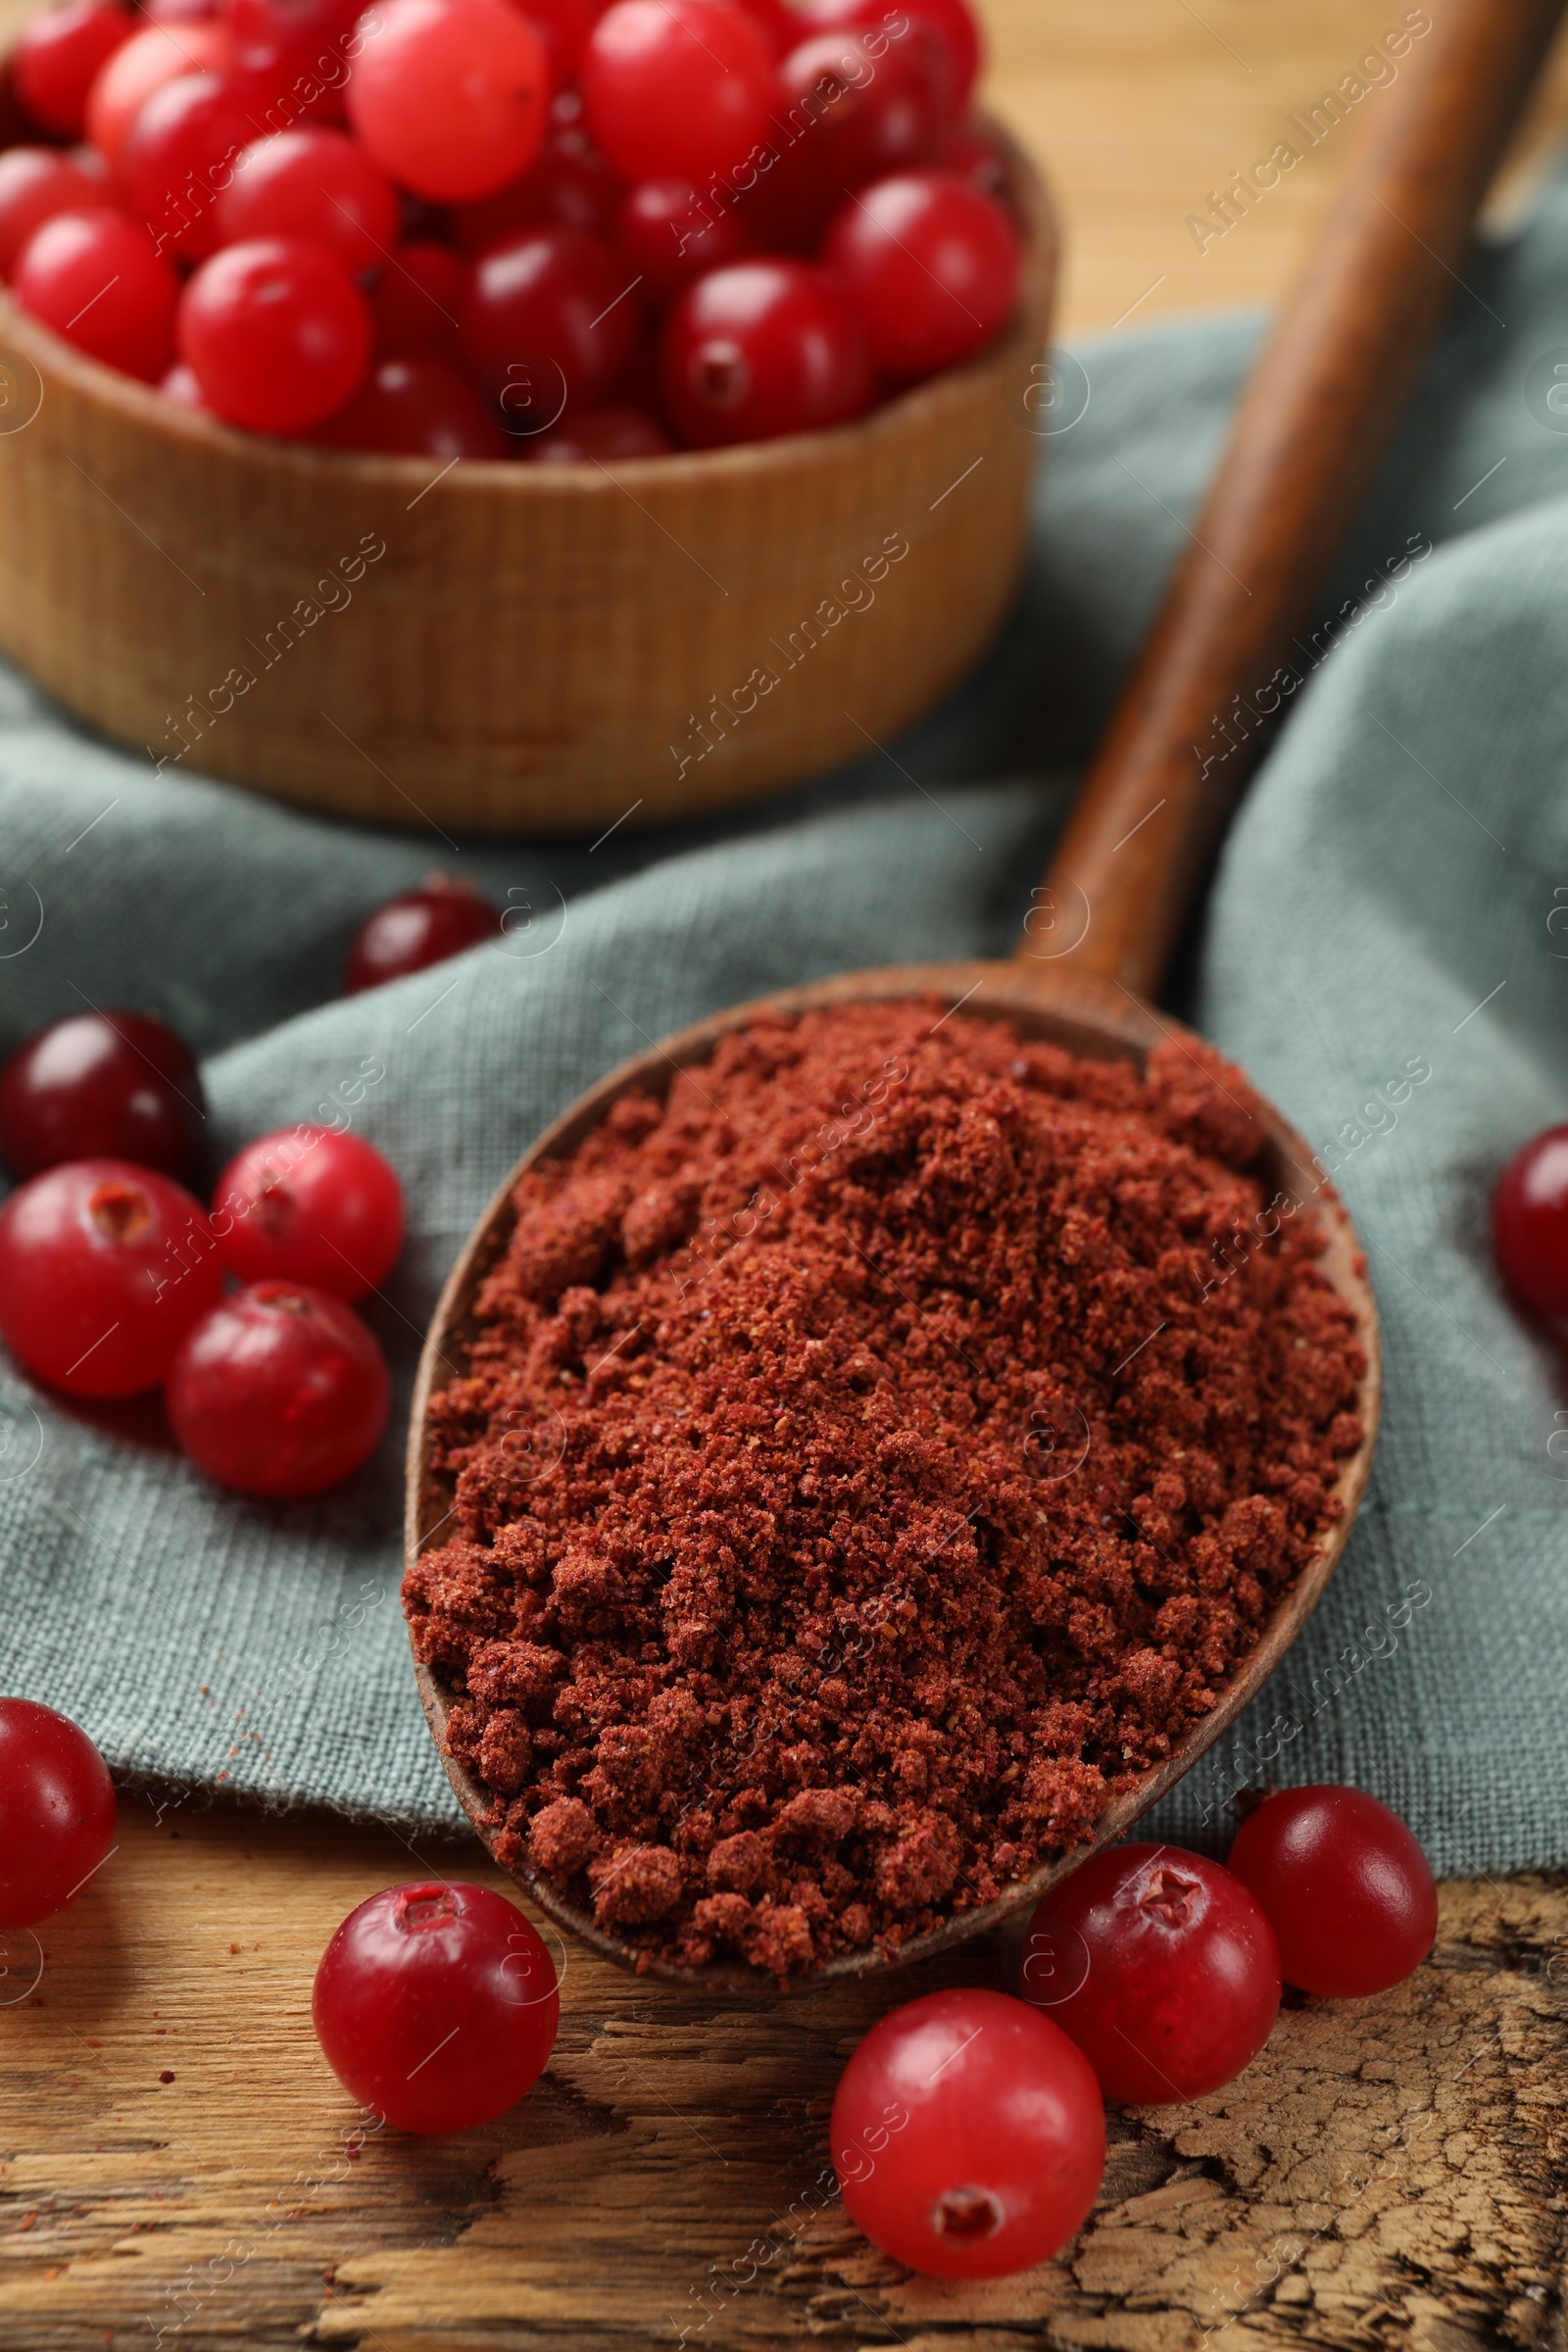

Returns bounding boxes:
[1492,1123,1568,1324]
[0,0,1018,455]
[2,1703,1439,2271]
[0,870,500,1492]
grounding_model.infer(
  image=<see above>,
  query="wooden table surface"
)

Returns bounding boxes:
[6,4,1568,2346]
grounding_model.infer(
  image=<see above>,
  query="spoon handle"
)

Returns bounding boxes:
[1021,0,1565,998]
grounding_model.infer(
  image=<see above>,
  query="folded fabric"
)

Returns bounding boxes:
[1,167,1565,1875]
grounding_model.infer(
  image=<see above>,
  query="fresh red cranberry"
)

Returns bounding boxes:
[660,257,871,446]
[1021,1844,1281,2104]
[778,24,951,197]
[166,1280,390,1494]
[84,20,232,171]
[118,69,258,260]
[614,176,752,301]
[369,239,466,363]
[582,0,779,187]
[317,354,511,456]
[345,0,549,203]
[212,1125,405,1299]
[0,1009,205,1184]
[178,235,372,432]
[215,128,400,276]
[526,403,672,460]
[1227,1787,1439,1998]
[0,146,121,280]
[801,0,981,111]
[451,122,621,251]
[13,208,178,380]
[832,1988,1103,2278]
[821,166,1018,375]
[460,224,640,411]
[1492,1125,1568,1316]
[313,1882,559,2132]
[0,1698,117,1929]
[225,0,364,118]
[0,1158,222,1396]
[13,0,132,140]
[346,872,503,990]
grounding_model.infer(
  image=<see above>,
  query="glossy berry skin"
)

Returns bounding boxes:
[661,258,871,447]
[84,20,232,170]
[0,146,117,279]
[166,1280,390,1494]
[212,1125,405,1298]
[313,1882,559,2132]
[215,129,400,276]
[0,1009,206,1185]
[460,225,638,408]
[13,0,132,140]
[0,1698,117,1929]
[345,873,502,990]
[119,70,259,260]
[178,235,372,432]
[226,0,364,117]
[1021,1845,1281,2106]
[527,403,672,460]
[0,1158,222,1396]
[317,353,510,455]
[161,358,210,407]
[369,239,466,362]
[516,0,606,79]
[803,0,981,112]
[1492,1125,1568,1316]
[614,177,752,301]
[346,0,549,204]
[832,1988,1103,2279]
[13,210,178,381]
[583,0,779,187]
[824,166,1016,377]
[778,26,951,194]
[1227,1787,1439,1998]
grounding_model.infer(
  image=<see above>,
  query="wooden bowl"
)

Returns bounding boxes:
[0,128,1055,835]
[406,963,1382,1991]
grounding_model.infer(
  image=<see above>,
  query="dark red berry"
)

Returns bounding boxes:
[832,1988,1104,2278]
[317,354,511,456]
[1492,1125,1568,1316]
[0,1008,206,1184]
[614,175,753,301]
[0,1158,223,1396]
[778,24,951,195]
[660,257,871,446]
[313,1881,559,2132]
[582,0,779,185]
[0,1697,117,1929]
[460,224,640,410]
[821,166,1018,376]
[1227,1787,1439,1998]
[119,69,258,260]
[526,403,672,460]
[166,1280,390,1494]
[214,128,400,276]
[451,122,620,253]
[1021,1844,1281,2105]
[212,1124,404,1299]
[345,872,502,991]
[369,239,466,363]
[84,19,232,172]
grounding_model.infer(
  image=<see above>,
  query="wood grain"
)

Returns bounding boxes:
[1039,0,1568,1000]
[1,1801,1564,2351]
[407,959,1379,1989]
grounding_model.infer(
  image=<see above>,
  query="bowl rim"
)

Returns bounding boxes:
[0,114,1057,491]
[405,961,1383,1995]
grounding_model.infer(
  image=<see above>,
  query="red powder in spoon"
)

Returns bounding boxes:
[404,1003,1365,1977]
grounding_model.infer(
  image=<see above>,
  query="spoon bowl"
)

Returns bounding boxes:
[406,957,1380,1990]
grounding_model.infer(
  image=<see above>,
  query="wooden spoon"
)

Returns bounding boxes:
[407,0,1562,1989]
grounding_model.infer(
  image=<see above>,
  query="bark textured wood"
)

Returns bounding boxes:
[0,1804,1563,2350]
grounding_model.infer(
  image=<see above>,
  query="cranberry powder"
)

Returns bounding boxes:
[404,1004,1365,1976]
